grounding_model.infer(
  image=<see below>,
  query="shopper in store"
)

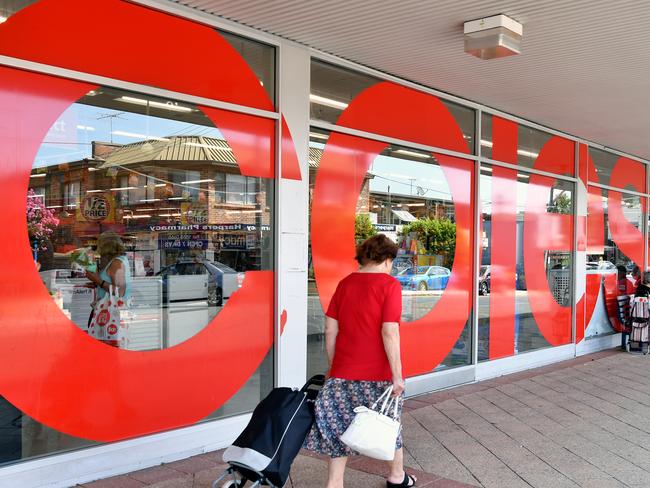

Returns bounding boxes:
[304,234,416,488]
[631,265,642,290]
[85,231,132,308]
[617,265,636,295]
[634,271,650,298]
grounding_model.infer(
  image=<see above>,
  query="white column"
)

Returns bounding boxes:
[277,41,310,387]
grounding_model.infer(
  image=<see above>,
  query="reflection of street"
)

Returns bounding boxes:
[307,291,534,336]
[307,290,548,376]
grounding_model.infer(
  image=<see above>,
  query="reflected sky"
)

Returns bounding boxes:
[34,102,222,169]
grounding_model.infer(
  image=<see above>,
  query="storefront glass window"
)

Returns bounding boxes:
[585,189,643,339]
[17,85,275,462]
[478,164,574,360]
[0,0,36,21]
[589,148,647,192]
[220,30,276,105]
[310,60,476,152]
[307,130,473,379]
[481,114,574,176]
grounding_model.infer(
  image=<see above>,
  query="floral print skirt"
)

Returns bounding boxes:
[304,377,403,458]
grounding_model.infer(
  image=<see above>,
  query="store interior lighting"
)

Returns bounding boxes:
[0,16,7,23]
[30,173,46,178]
[394,149,430,159]
[184,142,232,150]
[480,139,539,158]
[309,132,329,140]
[181,179,213,184]
[112,130,170,142]
[309,94,349,110]
[116,96,193,113]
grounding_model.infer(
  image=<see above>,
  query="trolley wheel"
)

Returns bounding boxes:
[221,480,245,488]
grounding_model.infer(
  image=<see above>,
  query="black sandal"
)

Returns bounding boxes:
[386,472,417,487]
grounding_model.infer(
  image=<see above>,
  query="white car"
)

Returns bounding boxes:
[157,260,242,306]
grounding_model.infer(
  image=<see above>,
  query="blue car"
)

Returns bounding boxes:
[395,266,451,291]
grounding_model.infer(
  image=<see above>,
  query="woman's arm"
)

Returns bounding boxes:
[107,260,127,297]
[324,317,339,373]
[382,322,404,397]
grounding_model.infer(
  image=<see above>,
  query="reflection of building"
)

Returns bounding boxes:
[30,136,271,272]
[309,146,455,228]
[5,2,650,487]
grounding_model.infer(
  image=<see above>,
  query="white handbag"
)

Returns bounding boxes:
[339,386,401,461]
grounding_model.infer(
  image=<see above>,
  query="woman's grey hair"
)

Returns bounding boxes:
[643,271,650,285]
[97,231,125,260]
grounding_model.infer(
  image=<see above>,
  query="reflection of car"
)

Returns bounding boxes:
[391,255,414,275]
[157,260,240,306]
[395,266,450,291]
[479,265,490,295]
[586,261,617,274]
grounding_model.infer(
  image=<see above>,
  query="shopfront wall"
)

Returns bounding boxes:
[0,1,648,486]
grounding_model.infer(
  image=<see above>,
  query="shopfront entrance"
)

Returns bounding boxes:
[0,1,647,486]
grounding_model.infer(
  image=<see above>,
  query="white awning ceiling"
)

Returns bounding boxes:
[391,209,417,222]
[172,0,650,160]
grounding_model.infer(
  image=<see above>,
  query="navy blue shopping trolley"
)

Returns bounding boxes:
[212,375,325,488]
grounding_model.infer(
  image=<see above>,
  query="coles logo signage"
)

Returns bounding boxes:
[96,309,110,327]
[0,0,642,445]
[81,193,110,222]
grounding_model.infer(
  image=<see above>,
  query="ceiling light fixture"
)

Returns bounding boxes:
[309,94,349,110]
[309,132,329,140]
[464,14,522,60]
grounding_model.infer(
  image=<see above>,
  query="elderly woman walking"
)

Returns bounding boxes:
[305,234,416,488]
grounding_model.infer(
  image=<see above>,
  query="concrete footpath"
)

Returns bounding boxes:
[79,349,650,488]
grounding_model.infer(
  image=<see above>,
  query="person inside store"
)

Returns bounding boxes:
[85,231,132,317]
[631,265,642,290]
[617,265,636,296]
[304,234,416,488]
[617,265,636,350]
[634,271,650,298]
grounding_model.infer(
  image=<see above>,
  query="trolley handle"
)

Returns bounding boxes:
[300,374,325,393]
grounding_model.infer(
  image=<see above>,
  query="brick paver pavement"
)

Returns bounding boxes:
[79,349,650,488]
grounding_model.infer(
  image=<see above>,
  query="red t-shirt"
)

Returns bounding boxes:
[326,272,402,381]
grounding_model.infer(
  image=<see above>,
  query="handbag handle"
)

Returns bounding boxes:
[371,386,393,412]
[380,396,401,420]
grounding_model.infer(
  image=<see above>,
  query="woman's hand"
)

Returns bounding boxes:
[391,377,405,397]
[85,270,101,285]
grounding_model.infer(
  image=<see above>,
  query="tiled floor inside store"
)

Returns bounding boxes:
[79,348,650,488]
